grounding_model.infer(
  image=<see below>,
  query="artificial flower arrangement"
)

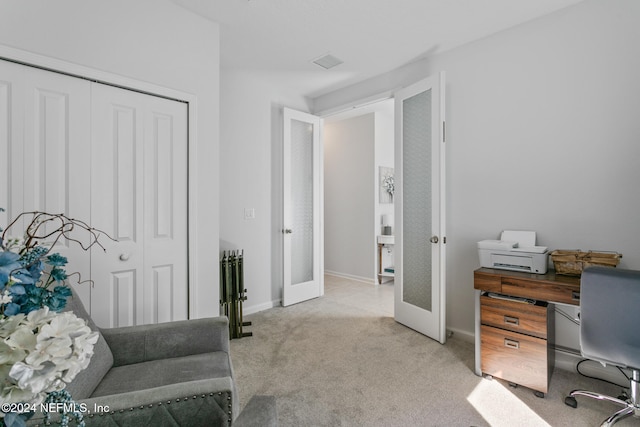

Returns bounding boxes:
[382,173,395,198]
[0,209,111,427]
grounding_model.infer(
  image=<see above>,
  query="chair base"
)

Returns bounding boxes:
[565,369,640,427]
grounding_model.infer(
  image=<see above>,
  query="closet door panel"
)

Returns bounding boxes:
[90,83,187,328]
[24,68,92,304]
[0,60,92,305]
[0,60,26,226]
[143,98,188,325]
[90,84,145,327]
[0,74,13,224]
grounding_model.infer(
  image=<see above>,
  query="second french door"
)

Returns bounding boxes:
[394,72,447,343]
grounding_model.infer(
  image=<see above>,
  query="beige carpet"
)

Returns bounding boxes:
[230,275,637,426]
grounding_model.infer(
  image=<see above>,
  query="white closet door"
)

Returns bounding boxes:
[0,60,92,305]
[0,60,25,224]
[90,83,188,328]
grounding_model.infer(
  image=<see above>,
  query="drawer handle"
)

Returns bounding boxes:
[572,291,580,301]
[504,315,519,326]
[504,338,520,350]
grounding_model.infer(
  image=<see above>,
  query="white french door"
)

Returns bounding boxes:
[394,72,447,343]
[90,83,188,328]
[282,107,323,306]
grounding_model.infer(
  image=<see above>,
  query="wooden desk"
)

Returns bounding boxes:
[473,268,580,396]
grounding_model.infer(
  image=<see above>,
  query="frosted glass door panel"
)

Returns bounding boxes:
[402,90,433,312]
[291,119,314,285]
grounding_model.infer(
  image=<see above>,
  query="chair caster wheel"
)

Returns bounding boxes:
[534,391,545,398]
[564,396,577,408]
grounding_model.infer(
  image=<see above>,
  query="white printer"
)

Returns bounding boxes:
[477,230,549,274]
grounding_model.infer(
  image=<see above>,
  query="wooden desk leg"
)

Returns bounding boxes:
[377,243,383,285]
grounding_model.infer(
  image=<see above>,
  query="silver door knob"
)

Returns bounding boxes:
[119,253,130,261]
[430,236,439,244]
[283,229,293,234]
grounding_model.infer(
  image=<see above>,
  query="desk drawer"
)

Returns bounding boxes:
[480,325,549,393]
[480,296,547,339]
[474,271,502,292]
[502,278,579,305]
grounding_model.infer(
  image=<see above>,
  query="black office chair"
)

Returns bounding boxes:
[564,266,640,426]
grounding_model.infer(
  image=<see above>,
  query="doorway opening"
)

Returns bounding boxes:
[322,98,395,311]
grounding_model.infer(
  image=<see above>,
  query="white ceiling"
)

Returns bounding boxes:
[174,0,584,100]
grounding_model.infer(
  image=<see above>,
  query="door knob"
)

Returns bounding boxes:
[119,253,130,261]
[430,236,439,244]
[283,229,293,234]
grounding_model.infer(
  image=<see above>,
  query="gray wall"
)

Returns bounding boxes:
[219,70,310,313]
[313,0,640,344]
[324,113,376,280]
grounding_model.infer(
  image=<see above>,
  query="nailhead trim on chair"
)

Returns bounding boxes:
[34,391,233,426]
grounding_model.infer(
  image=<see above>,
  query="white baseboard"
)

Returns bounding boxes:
[243,299,281,316]
[325,270,375,284]
[447,327,475,344]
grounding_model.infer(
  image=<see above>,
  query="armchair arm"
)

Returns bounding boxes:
[101,316,230,366]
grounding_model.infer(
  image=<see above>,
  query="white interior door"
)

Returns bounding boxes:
[394,72,447,343]
[0,60,92,305]
[282,107,323,306]
[90,83,188,327]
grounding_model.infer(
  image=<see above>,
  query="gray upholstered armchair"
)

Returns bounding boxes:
[27,291,276,426]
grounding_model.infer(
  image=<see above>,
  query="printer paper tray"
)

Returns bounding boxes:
[491,254,533,272]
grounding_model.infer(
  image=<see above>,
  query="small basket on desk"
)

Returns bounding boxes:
[550,250,622,276]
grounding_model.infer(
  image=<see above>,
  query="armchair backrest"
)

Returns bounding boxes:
[63,290,114,400]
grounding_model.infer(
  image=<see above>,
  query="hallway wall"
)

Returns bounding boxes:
[324,113,375,281]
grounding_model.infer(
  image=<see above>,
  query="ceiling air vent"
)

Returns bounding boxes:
[312,54,343,70]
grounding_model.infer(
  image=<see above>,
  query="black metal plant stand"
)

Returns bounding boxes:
[220,250,252,339]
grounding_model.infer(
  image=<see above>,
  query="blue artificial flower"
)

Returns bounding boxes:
[49,266,67,282]
[53,285,72,298]
[19,284,45,314]
[46,253,68,267]
[1,283,26,315]
[27,260,44,281]
[4,283,25,296]
[46,286,72,311]
[3,302,20,316]
[0,251,22,286]
[10,268,39,285]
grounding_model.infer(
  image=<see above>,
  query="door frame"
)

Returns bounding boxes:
[0,45,201,319]
[318,75,446,342]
